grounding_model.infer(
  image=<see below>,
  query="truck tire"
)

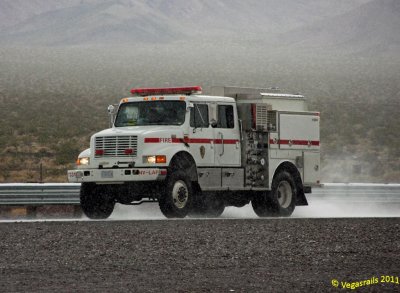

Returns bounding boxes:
[80,183,115,219]
[189,193,225,218]
[159,171,193,218]
[251,171,296,217]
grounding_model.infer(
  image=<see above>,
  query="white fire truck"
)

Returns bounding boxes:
[68,86,320,219]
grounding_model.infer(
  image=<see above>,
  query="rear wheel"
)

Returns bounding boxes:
[252,171,296,217]
[159,171,193,218]
[80,183,115,219]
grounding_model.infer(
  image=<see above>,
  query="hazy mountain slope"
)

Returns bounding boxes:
[0,0,373,45]
[0,0,99,30]
[278,0,400,55]
[0,1,187,44]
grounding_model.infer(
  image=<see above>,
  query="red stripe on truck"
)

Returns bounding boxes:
[269,139,320,146]
[144,138,238,144]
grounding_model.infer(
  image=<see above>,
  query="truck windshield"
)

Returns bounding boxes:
[114,101,186,127]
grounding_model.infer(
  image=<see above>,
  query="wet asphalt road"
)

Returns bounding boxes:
[0,184,399,292]
[0,218,399,292]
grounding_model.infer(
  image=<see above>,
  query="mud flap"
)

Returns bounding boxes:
[296,190,308,206]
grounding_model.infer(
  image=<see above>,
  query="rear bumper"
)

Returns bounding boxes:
[67,168,167,183]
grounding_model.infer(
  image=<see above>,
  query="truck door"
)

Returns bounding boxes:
[188,103,215,167]
[214,104,241,166]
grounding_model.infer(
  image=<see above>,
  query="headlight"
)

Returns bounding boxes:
[143,155,166,164]
[76,157,90,166]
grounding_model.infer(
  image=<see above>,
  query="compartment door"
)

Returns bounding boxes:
[303,152,320,185]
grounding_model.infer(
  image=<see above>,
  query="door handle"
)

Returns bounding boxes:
[224,171,235,177]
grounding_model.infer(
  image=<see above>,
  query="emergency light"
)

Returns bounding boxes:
[130,86,202,96]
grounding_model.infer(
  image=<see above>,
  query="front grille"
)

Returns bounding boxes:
[95,136,138,158]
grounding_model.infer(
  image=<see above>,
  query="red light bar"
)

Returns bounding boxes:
[130,86,202,96]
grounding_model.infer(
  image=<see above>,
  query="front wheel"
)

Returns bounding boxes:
[80,183,115,219]
[252,171,297,217]
[159,171,193,218]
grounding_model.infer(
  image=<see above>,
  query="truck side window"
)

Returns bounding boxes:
[190,104,209,128]
[217,105,234,128]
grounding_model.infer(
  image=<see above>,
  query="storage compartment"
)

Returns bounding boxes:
[303,152,320,185]
[222,168,244,188]
[279,113,320,150]
[197,168,221,189]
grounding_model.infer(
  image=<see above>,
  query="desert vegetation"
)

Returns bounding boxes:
[0,44,398,183]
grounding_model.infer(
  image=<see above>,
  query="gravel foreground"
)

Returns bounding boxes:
[0,218,399,293]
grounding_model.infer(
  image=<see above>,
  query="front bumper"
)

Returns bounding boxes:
[67,168,167,183]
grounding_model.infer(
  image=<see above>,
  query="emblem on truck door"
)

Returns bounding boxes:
[200,145,205,159]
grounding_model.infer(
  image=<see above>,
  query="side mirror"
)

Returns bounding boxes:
[108,105,115,115]
[108,105,116,127]
[209,103,218,126]
[187,102,194,111]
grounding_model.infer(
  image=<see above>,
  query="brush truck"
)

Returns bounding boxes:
[68,86,320,219]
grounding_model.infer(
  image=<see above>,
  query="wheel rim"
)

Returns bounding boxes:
[277,180,292,208]
[172,180,189,209]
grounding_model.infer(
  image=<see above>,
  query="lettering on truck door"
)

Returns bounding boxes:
[214,104,241,166]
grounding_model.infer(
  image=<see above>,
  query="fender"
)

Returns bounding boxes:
[272,161,308,206]
[169,151,198,182]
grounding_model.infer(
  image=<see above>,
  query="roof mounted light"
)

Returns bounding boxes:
[130,86,202,96]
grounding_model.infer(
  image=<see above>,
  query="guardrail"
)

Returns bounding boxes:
[0,183,81,205]
[1,183,399,206]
